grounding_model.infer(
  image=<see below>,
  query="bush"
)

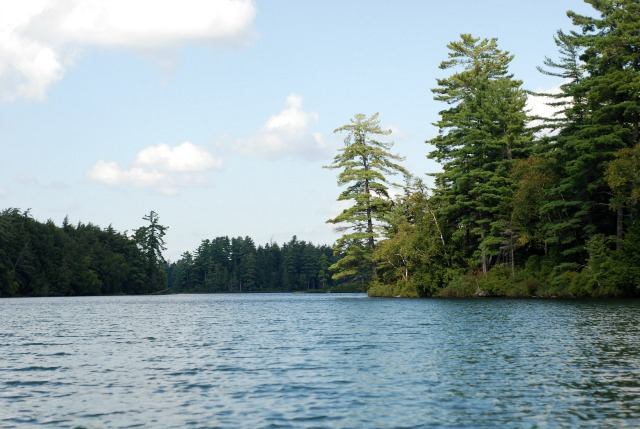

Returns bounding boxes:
[478,265,513,296]
[436,273,478,297]
[368,280,420,298]
[523,278,542,296]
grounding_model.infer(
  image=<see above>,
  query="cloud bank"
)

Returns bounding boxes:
[87,141,223,195]
[0,0,257,101]
[233,93,330,160]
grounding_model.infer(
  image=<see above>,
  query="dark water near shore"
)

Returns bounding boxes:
[1,294,639,428]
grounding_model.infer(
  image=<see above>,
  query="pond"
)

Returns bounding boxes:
[1,294,639,428]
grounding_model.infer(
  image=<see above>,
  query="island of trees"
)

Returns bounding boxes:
[1,0,639,298]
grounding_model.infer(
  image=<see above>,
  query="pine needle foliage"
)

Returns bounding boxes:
[324,113,409,283]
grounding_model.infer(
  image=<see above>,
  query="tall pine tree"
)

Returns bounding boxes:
[325,113,409,284]
[428,34,532,273]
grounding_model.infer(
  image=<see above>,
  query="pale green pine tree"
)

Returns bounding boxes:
[325,113,409,284]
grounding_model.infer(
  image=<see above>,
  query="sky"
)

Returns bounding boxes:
[0,0,595,261]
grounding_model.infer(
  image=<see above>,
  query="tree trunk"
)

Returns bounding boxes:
[510,232,515,276]
[481,249,488,274]
[363,174,376,278]
[617,205,624,251]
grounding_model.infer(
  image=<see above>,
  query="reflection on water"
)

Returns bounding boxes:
[1,294,639,428]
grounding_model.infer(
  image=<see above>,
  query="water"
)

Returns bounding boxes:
[1,294,639,428]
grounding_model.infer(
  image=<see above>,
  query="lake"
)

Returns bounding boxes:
[1,294,639,428]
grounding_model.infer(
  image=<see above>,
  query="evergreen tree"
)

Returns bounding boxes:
[534,30,591,263]
[235,237,257,292]
[428,34,532,272]
[324,113,409,283]
[134,211,168,293]
[535,0,640,262]
[318,253,330,289]
[169,251,193,293]
[0,209,152,297]
[570,0,640,245]
[167,235,341,293]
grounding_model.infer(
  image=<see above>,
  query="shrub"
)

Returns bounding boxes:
[478,265,513,296]
[436,273,478,297]
[368,280,420,298]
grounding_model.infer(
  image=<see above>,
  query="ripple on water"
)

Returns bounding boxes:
[11,366,62,372]
[0,295,639,428]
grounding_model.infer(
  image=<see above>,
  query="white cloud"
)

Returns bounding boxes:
[0,187,8,198]
[87,141,223,195]
[527,83,568,134]
[233,93,331,160]
[0,1,64,100]
[0,0,257,101]
[134,142,223,173]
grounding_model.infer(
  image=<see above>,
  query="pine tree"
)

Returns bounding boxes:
[427,34,532,273]
[318,253,330,289]
[324,113,409,283]
[534,30,591,263]
[570,0,640,245]
[134,211,168,292]
[536,1,640,262]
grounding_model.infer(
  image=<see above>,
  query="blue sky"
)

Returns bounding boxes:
[1,0,593,261]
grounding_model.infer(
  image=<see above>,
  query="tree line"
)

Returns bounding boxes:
[325,0,640,297]
[0,208,355,297]
[166,236,355,293]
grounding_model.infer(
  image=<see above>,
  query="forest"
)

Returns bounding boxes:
[0,209,170,297]
[1,0,639,298]
[330,0,640,298]
[0,208,353,297]
[166,236,353,293]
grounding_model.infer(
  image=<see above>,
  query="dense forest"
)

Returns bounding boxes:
[0,209,168,297]
[2,0,639,298]
[0,208,354,297]
[166,236,353,293]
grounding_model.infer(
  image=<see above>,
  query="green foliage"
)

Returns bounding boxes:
[0,208,156,297]
[510,157,555,254]
[581,227,640,297]
[427,34,532,274]
[365,4,640,298]
[436,274,478,298]
[318,253,330,289]
[477,265,513,296]
[134,211,168,293]
[368,280,420,298]
[607,145,640,212]
[372,178,449,296]
[167,235,344,293]
[325,113,409,284]
[535,0,640,260]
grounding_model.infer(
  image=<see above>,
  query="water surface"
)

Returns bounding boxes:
[1,294,639,428]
